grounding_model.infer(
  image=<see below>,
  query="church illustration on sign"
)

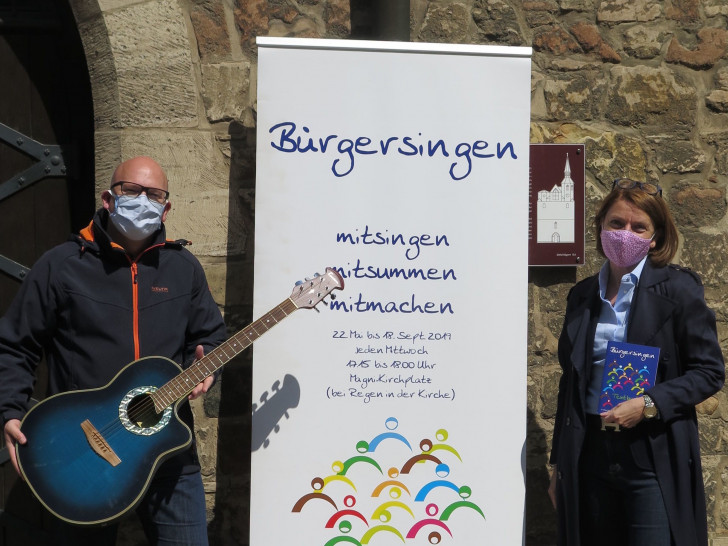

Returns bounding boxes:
[536,154,575,243]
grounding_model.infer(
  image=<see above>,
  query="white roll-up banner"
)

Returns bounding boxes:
[251,37,532,546]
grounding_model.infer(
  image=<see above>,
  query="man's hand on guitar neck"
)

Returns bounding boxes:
[188,344,214,401]
[4,419,26,477]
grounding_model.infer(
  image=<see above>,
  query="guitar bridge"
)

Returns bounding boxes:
[81,419,122,467]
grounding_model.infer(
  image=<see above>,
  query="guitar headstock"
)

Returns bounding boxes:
[290,267,344,310]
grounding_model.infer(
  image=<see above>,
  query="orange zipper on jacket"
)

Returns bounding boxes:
[131,262,140,360]
[127,242,165,360]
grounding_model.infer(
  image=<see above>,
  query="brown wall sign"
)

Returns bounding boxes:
[529,144,585,266]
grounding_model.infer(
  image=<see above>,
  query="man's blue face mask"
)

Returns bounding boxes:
[109,193,165,241]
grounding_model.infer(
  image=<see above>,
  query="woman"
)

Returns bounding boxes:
[548,178,724,546]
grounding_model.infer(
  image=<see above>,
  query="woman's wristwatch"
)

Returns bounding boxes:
[643,394,658,419]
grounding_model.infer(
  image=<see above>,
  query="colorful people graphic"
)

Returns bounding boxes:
[292,418,485,544]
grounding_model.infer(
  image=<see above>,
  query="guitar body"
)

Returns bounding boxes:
[17,356,192,525]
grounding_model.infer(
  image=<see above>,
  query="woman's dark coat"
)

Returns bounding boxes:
[550,259,725,546]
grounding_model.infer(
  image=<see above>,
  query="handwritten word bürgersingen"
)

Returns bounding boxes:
[268,122,518,180]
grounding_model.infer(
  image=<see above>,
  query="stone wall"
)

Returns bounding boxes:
[67,0,728,544]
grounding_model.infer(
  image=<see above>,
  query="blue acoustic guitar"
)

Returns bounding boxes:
[16,267,344,526]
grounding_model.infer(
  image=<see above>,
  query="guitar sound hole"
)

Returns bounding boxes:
[126,394,162,428]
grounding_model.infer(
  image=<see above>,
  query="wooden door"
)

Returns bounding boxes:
[0,1,94,543]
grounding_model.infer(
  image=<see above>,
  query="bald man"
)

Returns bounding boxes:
[0,156,226,545]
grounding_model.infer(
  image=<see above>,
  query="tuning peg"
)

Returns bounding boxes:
[295,280,303,286]
[314,272,320,277]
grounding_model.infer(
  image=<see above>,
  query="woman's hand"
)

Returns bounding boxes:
[548,466,558,509]
[600,397,645,429]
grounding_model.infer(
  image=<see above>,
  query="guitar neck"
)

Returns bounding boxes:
[151,297,299,412]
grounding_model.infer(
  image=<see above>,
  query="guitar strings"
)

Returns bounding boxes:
[91,271,336,439]
[96,318,274,438]
[89,300,296,441]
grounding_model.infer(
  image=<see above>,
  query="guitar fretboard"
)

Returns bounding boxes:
[151,298,299,412]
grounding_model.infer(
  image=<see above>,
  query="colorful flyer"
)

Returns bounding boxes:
[599,341,660,413]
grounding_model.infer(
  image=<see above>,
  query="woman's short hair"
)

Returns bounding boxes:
[594,186,679,267]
